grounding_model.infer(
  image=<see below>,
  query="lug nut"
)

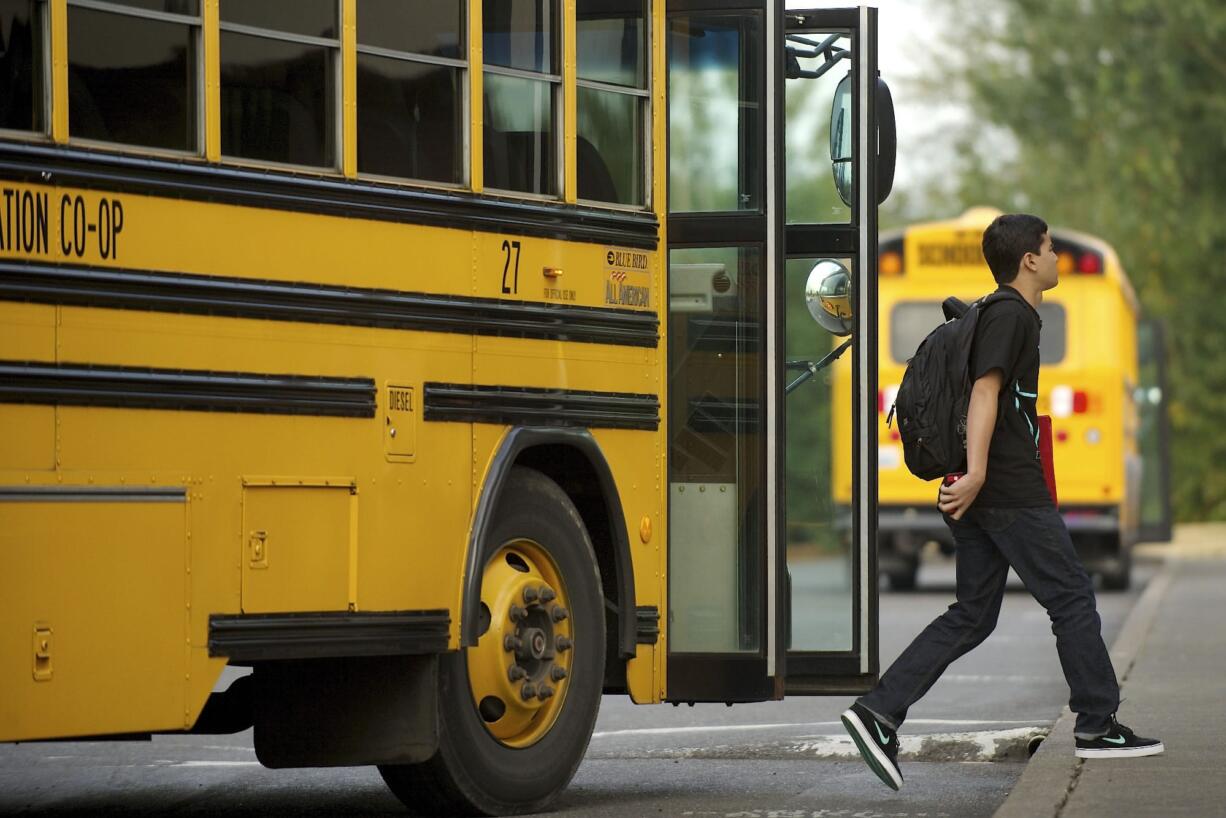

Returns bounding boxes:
[503,635,522,652]
[521,683,537,700]
[508,665,527,681]
[522,586,539,603]
[509,604,527,622]
[550,605,569,622]
[555,636,572,652]
[539,587,556,602]
[550,666,567,682]
[537,685,555,700]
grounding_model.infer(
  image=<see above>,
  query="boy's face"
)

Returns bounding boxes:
[1026,231,1059,290]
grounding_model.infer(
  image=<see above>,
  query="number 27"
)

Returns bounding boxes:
[501,240,521,295]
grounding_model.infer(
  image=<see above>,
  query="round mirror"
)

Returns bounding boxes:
[805,259,853,336]
[829,73,853,207]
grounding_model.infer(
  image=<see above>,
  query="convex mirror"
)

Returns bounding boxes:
[805,259,853,336]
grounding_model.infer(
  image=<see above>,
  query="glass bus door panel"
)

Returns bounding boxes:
[665,4,772,702]
[668,247,764,656]
[1136,319,1173,543]
[783,255,853,654]
[779,7,879,693]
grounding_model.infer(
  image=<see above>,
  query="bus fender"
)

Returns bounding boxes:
[461,426,637,658]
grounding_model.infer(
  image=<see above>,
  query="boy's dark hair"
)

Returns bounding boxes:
[982,214,1048,284]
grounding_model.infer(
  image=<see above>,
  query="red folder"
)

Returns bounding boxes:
[1038,414,1058,506]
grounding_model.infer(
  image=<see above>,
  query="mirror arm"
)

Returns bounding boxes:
[784,337,854,395]
[784,39,849,80]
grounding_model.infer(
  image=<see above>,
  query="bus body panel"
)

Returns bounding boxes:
[0,175,662,741]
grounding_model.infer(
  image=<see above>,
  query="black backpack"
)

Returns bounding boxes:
[886,291,1013,480]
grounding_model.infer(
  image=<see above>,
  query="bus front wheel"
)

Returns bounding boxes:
[379,466,606,816]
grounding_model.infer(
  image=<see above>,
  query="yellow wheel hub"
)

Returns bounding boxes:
[468,539,574,748]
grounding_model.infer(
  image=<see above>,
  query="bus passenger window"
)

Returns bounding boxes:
[483,0,560,196]
[576,0,647,207]
[67,0,200,151]
[0,0,45,133]
[356,0,465,185]
[220,0,338,168]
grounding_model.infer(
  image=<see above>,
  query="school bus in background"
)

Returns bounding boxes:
[1,2,894,814]
[832,207,1171,592]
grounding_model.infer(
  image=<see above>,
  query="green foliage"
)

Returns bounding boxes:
[933,0,1226,520]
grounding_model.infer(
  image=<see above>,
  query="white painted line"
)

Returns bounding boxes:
[794,727,1044,759]
[592,718,1046,739]
[171,761,261,768]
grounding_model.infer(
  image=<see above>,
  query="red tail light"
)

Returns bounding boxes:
[1051,386,1092,417]
[1076,252,1102,274]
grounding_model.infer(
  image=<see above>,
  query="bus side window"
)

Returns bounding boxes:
[483,0,561,197]
[67,1,201,152]
[0,0,46,134]
[356,0,466,186]
[219,0,339,169]
[576,0,648,207]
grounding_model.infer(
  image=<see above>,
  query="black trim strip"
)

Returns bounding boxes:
[424,383,659,431]
[0,486,185,502]
[635,605,660,645]
[0,259,659,348]
[0,361,376,417]
[208,610,450,661]
[0,142,659,249]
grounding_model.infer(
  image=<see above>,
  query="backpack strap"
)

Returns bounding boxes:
[972,289,1036,412]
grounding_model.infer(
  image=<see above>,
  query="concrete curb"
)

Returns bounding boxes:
[992,559,1177,818]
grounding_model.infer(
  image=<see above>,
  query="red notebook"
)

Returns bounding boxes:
[1038,414,1058,506]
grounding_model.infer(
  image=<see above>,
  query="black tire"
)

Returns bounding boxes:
[379,466,606,816]
[886,558,918,592]
[1100,547,1133,592]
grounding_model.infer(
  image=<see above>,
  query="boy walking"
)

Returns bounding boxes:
[842,214,1163,791]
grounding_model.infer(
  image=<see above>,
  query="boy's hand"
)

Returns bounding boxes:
[937,472,985,520]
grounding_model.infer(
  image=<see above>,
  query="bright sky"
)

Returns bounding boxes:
[786,0,970,206]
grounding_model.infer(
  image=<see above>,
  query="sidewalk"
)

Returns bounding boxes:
[994,524,1226,818]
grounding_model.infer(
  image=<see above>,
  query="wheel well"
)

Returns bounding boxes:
[516,444,628,691]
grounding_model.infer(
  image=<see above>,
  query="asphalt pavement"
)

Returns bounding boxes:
[0,532,1198,817]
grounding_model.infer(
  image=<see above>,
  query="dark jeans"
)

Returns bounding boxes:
[858,505,1119,737]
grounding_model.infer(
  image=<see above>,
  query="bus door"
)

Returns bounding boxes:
[1136,320,1173,543]
[779,6,889,694]
[665,2,889,702]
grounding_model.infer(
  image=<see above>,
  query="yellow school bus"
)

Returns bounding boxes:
[1,2,893,812]
[832,207,1171,593]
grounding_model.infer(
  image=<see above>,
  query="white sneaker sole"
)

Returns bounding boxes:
[841,708,904,790]
[1076,741,1165,759]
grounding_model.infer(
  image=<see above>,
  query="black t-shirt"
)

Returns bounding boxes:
[969,286,1053,508]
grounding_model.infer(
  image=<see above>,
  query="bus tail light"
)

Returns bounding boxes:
[1076,252,1102,274]
[878,237,904,276]
[1054,236,1103,275]
[1051,385,1090,417]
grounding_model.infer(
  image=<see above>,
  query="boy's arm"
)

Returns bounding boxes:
[937,369,1003,520]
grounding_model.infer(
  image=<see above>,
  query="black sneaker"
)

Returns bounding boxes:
[841,703,904,790]
[1075,715,1164,759]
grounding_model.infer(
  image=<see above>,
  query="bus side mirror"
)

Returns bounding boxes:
[805,259,853,336]
[829,73,897,207]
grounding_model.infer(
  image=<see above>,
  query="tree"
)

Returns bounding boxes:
[932,0,1226,520]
